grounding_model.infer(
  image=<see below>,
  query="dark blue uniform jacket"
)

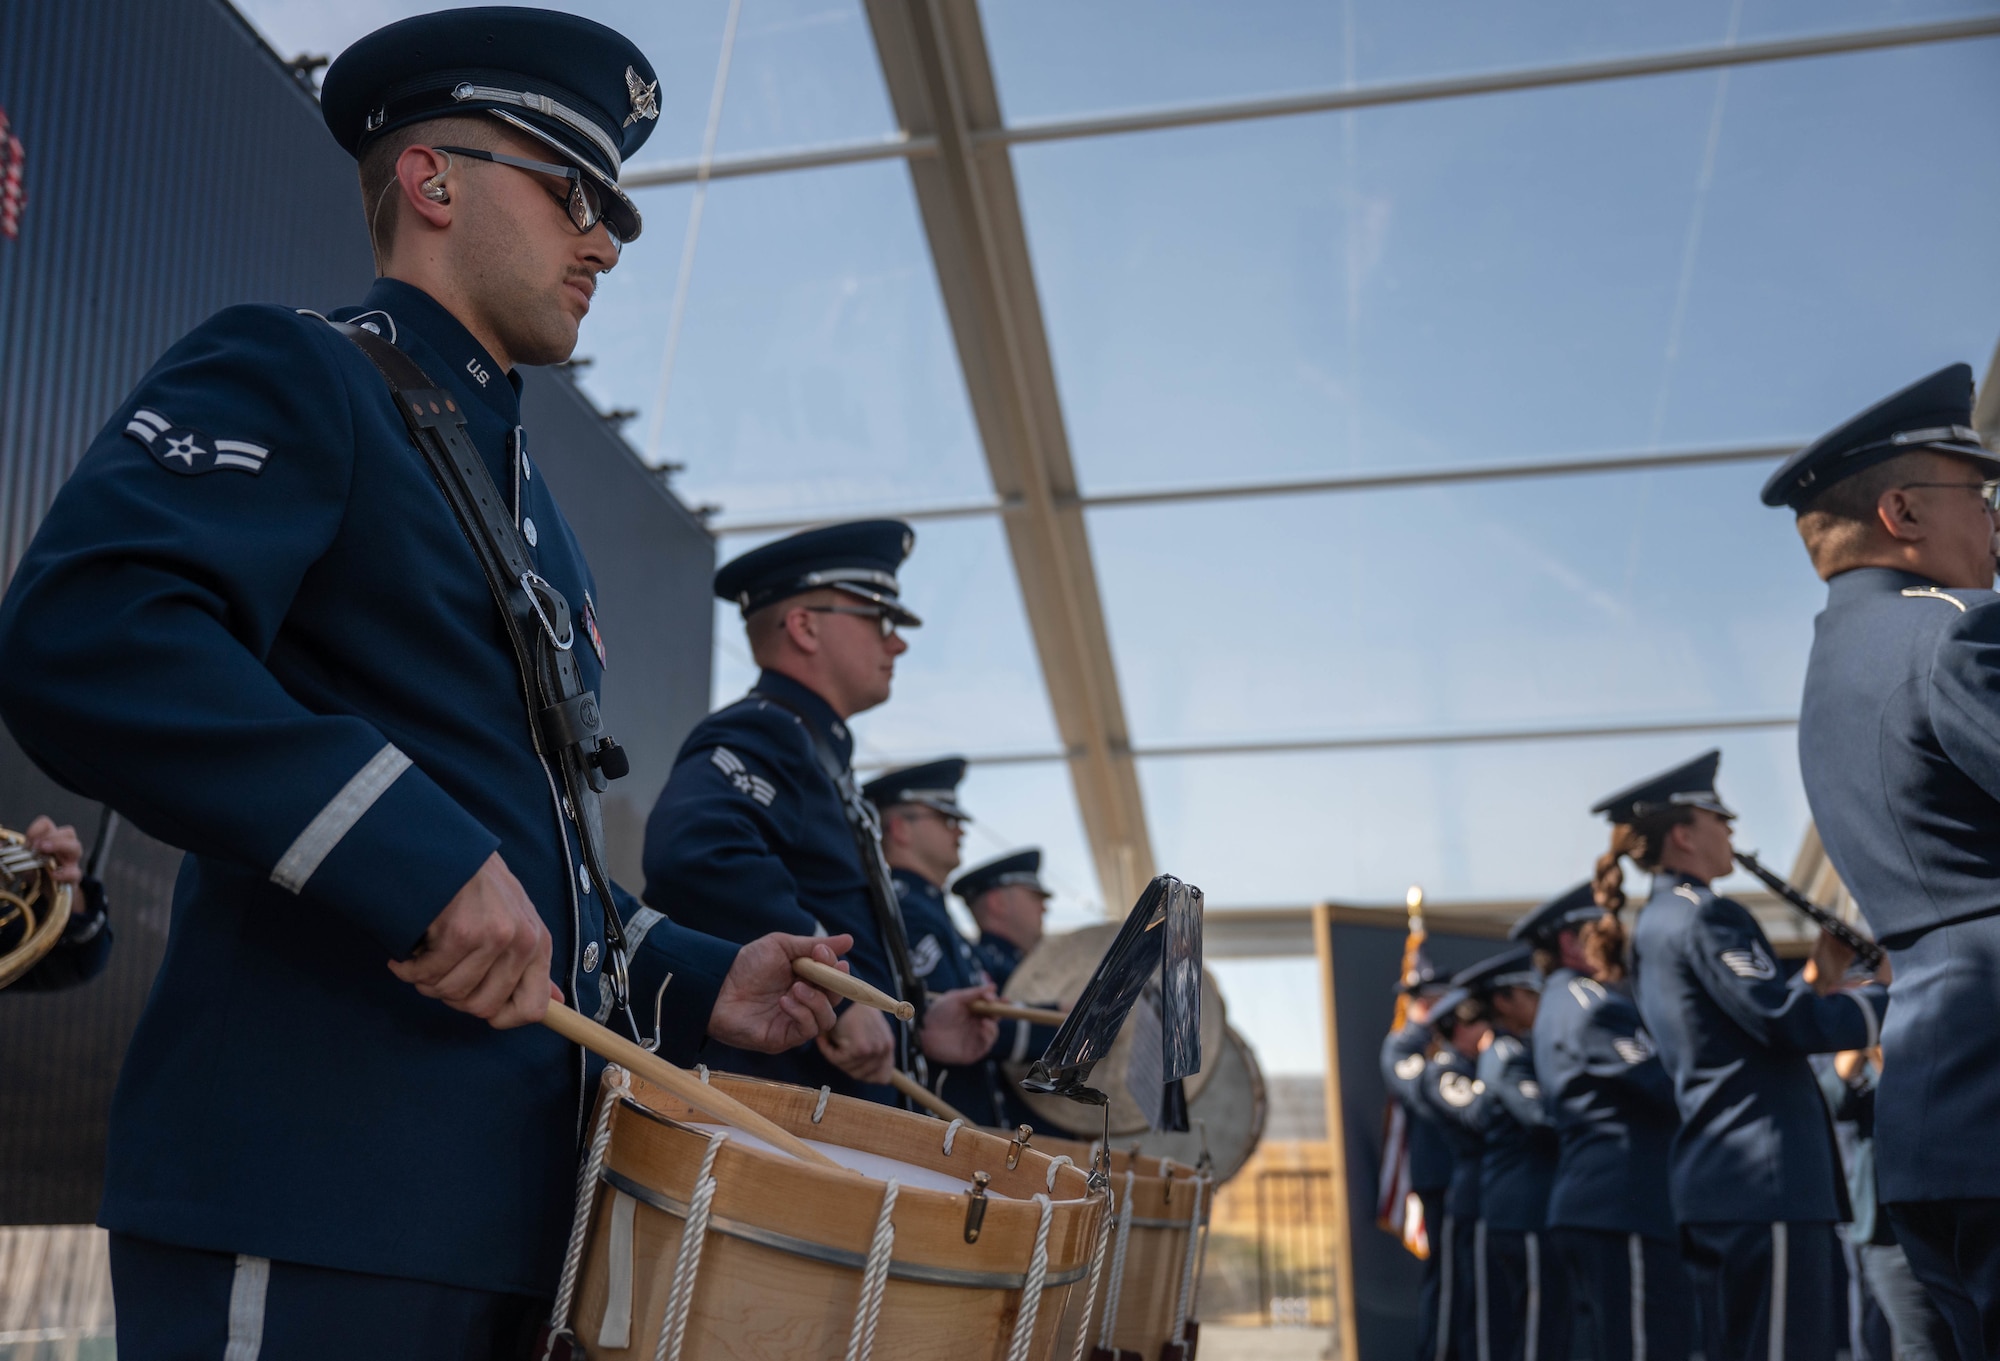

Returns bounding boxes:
[0,280,737,1296]
[974,930,1024,987]
[1630,871,1882,1224]
[1472,1029,1556,1232]
[642,669,895,1097]
[1799,566,2000,1201]
[1533,968,1677,1242]
[1393,1024,1485,1221]
[1378,1022,1456,1195]
[895,867,1051,1127]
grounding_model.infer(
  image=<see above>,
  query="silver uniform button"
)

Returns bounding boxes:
[583,942,599,973]
[522,516,539,547]
[578,864,591,893]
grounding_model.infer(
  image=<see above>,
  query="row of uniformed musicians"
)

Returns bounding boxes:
[1382,360,2000,1361]
[1383,751,1889,1361]
[0,9,1065,1354]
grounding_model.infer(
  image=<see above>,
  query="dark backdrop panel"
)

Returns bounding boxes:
[0,0,713,1223]
[1329,918,1504,1361]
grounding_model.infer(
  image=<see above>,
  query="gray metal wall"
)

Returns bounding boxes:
[0,0,714,1223]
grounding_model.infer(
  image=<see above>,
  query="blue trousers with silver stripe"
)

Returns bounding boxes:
[1549,1226,1695,1361]
[110,1233,547,1361]
[1681,1221,1838,1361]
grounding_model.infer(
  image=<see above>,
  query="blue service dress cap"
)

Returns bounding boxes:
[1591,748,1735,825]
[320,7,660,242]
[1509,881,1601,945]
[952,848,1047,903]
[714,519,920,626]
[1761,363,1998,510]
[860,757,971,821]
[1399,958,1450,996]
[1449,944,1542,995]
[1428,986,1472,1021]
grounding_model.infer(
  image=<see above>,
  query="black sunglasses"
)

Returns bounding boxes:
[803,603,902,639]
[430,146,620,245]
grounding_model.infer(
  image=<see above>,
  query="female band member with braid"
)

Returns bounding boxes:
[1590,750,1885,1361]
[1515,878,1688,1361]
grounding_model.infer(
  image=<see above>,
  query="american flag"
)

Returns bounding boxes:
[1376,889,1430,1259]
[0,106,23,241]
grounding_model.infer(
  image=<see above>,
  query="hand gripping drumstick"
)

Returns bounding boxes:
[968,999,1069,1028]
[540,1001,841,1169]
[791,957,915,1020]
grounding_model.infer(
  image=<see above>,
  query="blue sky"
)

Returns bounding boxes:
[238,0,2000,1070]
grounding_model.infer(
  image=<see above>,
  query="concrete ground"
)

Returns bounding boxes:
[1196,1325,1337,1361]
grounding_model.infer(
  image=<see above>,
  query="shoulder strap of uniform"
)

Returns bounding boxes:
[749,685,927,1033]
[328,321,640,1021]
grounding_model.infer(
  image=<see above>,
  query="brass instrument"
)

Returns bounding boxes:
[0,824,71,990]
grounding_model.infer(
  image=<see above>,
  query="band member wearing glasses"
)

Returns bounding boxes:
[1592,752,1884,1361]
[643,522,996,1103]
[1765,363,2000,1355]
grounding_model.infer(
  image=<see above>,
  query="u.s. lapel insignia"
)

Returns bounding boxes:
[623,66,659,127]
[582,591,607,667]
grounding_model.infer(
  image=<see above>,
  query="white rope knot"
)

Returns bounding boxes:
[1045,1155,1073,1192]
[652,1131,727,1361]
[844,1179,901,1361]
[1004,1193,1056,1361]
[549,1066,629,1334]
[813,1086,832,1124]
[695,1064,710,1084]
[941,1118,965,1156]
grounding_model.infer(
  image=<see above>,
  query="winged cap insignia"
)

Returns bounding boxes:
[623,66,659,127]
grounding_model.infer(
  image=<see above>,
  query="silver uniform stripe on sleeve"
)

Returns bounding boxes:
[1848,990,1881,1050]
[270,744,412,893]
[1769,1223,1788,1361]
[223,1254,269,1361]
[624,905,666,955]
[1629,1233,1646,1361]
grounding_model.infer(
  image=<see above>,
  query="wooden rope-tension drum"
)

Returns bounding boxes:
[549,1068,1110,1361]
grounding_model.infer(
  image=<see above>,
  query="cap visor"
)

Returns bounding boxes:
[486,109,643,242]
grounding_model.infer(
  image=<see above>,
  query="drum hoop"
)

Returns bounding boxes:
[1123,1213,1208,1231]
[600,1167,1091,1291]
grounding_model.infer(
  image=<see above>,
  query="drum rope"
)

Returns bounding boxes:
[549,1066,628,1335]
[843,1179,900,1361]
[1186,1177,1214,1329]
[1096,1170,1136,1351]
[1167,1175,1207,1344]
[1002,1194,1055,1361]
[652,1131,727,1361]
[941,1118,964,1155]
[1066,1186,1115,1361]
[1044,1156,1073,1191]
[813,1086,831,1124]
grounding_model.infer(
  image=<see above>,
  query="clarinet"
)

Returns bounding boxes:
[1734,849,1884,971]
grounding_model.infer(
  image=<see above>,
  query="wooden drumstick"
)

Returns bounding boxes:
[791,957,915,1021]
[969,999,1069,1028]
[889,1069,970,1123]
[539,1001,841,1170]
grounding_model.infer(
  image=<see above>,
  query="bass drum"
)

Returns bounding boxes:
[1001,922,1227,1138]
[1120,1026,1266,1186]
